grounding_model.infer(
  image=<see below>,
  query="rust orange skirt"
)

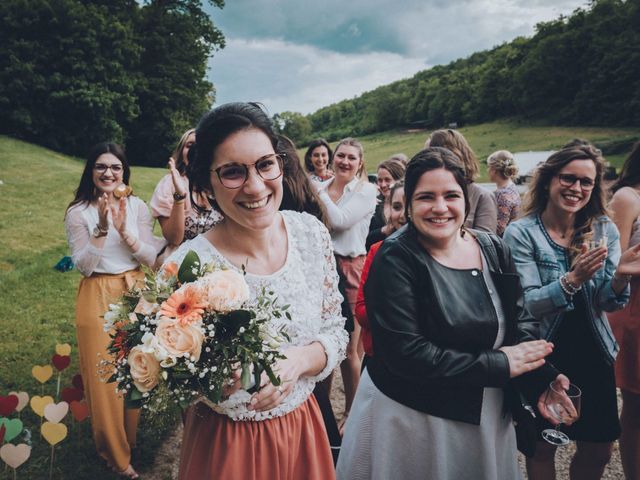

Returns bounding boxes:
[179,395,335,480]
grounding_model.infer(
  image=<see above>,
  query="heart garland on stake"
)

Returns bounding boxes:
[0,395,18,416]
[70,401,89,422]
[55,344,71,356]
[32,365,53,384]
[8,392,29,413]
[72,374,84,391]
[44,402,68,424]
[52,355,70,371]
[0,443,31,469]
[41,422,67,446]
[61,387,83,404]
[30,396,54,417]
[0,418,23,443]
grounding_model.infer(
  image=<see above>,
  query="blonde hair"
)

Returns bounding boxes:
[426,129,479,182]
[487,150,518,179]
[334,137,367,181]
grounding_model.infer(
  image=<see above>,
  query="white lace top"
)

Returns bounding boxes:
[65,197,158,276]
[166,211,348,421]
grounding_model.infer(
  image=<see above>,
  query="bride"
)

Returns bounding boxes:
[166,102,348,480]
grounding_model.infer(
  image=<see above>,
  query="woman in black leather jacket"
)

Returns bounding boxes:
[336,147,570,480]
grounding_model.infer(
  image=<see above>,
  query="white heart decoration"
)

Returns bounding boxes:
[8,392,29,412]
[0,443,31,469]
[43,401,69,424]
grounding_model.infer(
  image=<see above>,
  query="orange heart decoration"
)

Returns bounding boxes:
[30,396,54,417]
[0,443,31,469]
[44,402,68,424]
[8,392,29,412]
[41,422,67,446]
[70,401,89,422]
[32,365,53,384]
[55,344,71,356]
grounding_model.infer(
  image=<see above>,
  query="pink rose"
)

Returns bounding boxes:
[134,297,158,316]
[155,317,205,360]
[200,270,250,312]
[128,346,161,392]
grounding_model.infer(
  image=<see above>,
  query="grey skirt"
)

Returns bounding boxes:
[336,370,523,480]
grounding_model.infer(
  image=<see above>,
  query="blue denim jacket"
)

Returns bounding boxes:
[503,214,629,365]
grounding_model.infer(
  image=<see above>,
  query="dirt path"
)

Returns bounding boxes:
[141,371,624,479]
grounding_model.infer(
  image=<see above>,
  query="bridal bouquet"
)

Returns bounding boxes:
[103,250,289,410]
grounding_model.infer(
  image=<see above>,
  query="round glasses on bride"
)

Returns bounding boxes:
[211,153,284,189]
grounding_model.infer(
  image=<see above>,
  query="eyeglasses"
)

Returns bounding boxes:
[211,154,284,189]
[557,173,596,190]
[94,164,123,174]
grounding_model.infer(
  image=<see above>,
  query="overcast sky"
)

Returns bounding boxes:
[205,0,588,115]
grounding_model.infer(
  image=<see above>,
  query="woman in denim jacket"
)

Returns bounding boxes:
[504,145,640,480]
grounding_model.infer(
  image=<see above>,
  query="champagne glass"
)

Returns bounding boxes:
[589,218,609,251]
[541,381,581,446]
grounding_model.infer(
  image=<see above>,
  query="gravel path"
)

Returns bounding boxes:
[141,371,624,479]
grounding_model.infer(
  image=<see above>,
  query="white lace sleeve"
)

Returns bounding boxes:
[130,198,159,268]
[64,205,102,277]
[307,220,349,382]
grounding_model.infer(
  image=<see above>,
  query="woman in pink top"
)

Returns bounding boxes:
[150,129,222,248]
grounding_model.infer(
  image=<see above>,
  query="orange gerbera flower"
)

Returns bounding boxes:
[159,285,206,325]
[162,261,179,279]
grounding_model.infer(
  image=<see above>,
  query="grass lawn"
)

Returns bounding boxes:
[0,119,637,477]
[300,120,638,182]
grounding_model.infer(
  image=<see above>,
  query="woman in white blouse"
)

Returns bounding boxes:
[166,102,347,479]
[316,138,378,430]
[64,142,157,479]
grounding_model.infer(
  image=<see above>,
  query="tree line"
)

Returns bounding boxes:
[0,0,225,166]
[276,0,640,146]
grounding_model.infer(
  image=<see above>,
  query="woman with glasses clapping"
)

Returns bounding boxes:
[504,145,640,480]
[64,142,158,479]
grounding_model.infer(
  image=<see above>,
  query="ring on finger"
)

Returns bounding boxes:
[277,386,284,396]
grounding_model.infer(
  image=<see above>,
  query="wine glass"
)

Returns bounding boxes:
[541,381,582,446]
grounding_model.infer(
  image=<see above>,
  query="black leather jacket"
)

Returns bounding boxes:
[365,225,558,425]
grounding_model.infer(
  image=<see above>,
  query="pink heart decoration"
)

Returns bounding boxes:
[61,387,83,404]
[72,374,84,391]
[0,396,18,417]
[0,443,31,469]
[70,401,89,422]
[52,355,70,371]
[44,402,69,424]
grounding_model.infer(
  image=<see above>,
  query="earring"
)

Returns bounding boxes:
[460,226,466,238]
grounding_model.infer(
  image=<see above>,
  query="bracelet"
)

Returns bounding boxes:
[559,274,579,296]
[173,192,187,201]
[564,274,582,292]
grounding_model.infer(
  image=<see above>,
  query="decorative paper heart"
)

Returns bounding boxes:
[61,387,83,404]
[0,396,18,417]
[8,392,28,412]
[32,365,53,383]
[0,418,23,443]
[72,374,84,391]
[0,443,31,469]
[30,396,54,417]
[70,401,89,422]
[41,422,67,446]
[0,424,5,444]
[44,402,69,424]
[55,344,71,356]
[52,355,70,371]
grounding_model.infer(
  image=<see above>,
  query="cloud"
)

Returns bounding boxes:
[205,0,588,113]
[209,38,428,114]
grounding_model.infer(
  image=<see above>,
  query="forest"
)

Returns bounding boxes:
[0,0,225,166]
[276,0,640,146]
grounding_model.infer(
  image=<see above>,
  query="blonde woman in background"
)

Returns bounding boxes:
[487,150,521,236]
[150,128,222,249]
[426,129,498,233]
[317,138,378,431]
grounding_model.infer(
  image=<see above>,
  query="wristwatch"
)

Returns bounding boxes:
[173,192,187,201]
[92,224,108,238]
